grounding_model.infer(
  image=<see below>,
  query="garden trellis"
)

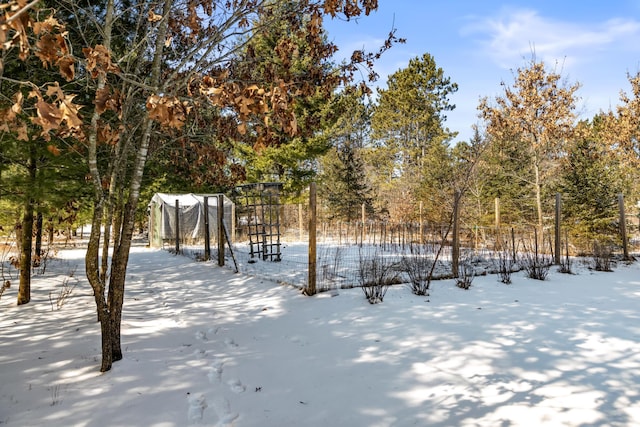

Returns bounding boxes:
[234,183,283,262]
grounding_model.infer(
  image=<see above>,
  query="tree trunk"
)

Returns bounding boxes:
[107,197,127,362]
[108,245,126,362]
[34,211,43,267]
[17,147,37,305]
[534,162,544,247]
[84,0,116,372]
[101,158,125,283]
[14,220,22,266]
[17,206,33,305]
[86,199,114,372]
[47,220,54,245]
[105,0,171,363]
[100,201,113,284]
[111,192,124,254]
[108,115,154,361]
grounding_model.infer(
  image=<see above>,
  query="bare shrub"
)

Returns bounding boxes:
[0,280,10,301]
[521,252,551,280]
[558,255,573,274]
[521,236,551,281]
[456,254,475,290]
[401,243,435,296]
[358,248,398,304]
[49,270,78,311]
[558,234,573,274]
[495,247,516,284]
[1,238,19,284]
[0,234,18,300]
[492,230,519,284]
[592,240,614,272]
[33,246,58,275]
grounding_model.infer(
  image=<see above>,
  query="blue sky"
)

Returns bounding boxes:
[323,1,640,142]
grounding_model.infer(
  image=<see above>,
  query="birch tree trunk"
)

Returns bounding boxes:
[105,0,172,363]
[84,0,115,372]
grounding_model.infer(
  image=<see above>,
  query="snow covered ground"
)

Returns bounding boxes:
[2,244,640,426]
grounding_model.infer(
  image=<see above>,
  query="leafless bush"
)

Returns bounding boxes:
[592,240,614,272]
[401,243,435,296]
[0,234,18,285]
[558,234,573,274]
[520,237,551,281]
[456,254,475,290]
[492,230,520,284]
[358,248,398,304]
[49,273,78,311]
[495,247,516,284]
[558,238,573,274]
[558,256,573,274]
[0,280,10,301]
[33,246,58,275]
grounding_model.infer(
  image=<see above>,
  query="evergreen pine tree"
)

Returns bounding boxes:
[560,119,626,246]
[322,141,374,222]
[370,53,458,222]
[319,90,374,221]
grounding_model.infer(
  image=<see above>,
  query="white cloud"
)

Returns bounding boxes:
[462,8,640,70]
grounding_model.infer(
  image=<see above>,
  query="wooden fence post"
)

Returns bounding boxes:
[203,196,211,261]
[360,202,365,247]
[419,201,424,244]
[494,197,501,251]
[619,193,629,260]
[145,208,149,246]
[217,194,225,266]
[231,202,236,244]
[555,193,561,265]
[175,199,180,253]
[307,183,317,295]
[452,191,460,278]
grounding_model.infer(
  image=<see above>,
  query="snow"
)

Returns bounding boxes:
[2,244,640,426]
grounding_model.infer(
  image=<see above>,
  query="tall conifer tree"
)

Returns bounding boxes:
[370,53,457,221]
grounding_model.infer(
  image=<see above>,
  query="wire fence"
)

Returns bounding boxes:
[169,195,640,293]
[175,224,640,295]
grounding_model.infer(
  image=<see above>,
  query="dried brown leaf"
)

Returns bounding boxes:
[148,10,163,22]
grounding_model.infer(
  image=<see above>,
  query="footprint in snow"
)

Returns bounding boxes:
[224,338,239,348]
[216,412,239,427]
[195,330,208,341]
[227,378,246,394]
[193,348,207,358]
[187,393,208,424]
[208,360,224,383]
[210,396,239,427]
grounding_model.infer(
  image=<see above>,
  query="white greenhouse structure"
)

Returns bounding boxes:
[148,193,234,248]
